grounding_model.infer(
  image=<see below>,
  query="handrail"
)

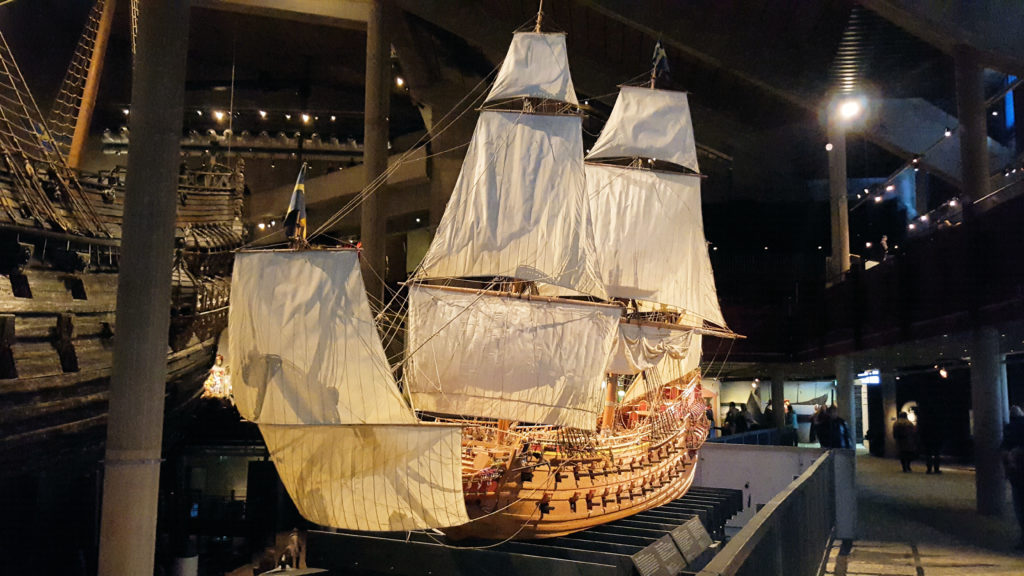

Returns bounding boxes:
[697,451,834,576]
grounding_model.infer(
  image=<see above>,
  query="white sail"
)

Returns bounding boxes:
[586,86,698,172]
[260,423,469,531]
[228,250,412,425]
[405,285,620,430]
[607,323,695,375]
[586,163,725,326]
[487,32,578,105]
[621,332,702,404]
[228,250,469,532]
[416,110,605,298]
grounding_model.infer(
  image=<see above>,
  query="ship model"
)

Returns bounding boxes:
[228,23,734,540]
[0,0,243,473]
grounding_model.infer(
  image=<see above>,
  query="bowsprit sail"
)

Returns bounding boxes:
[228,249,468,531]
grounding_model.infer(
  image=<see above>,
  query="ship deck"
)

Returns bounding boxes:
[305,485,742,576]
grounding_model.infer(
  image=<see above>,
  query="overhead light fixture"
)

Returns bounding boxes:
[825,142,834,151]
[938,367,948,379]
[992,110,999,116]
[865,241,873,248]
[874,195,883,203]
[285,114,292,120]
[948,199,957,207]
[196,110,203,116]
[122,108,130,116]
[257,222,266,230]
[920,215,929,222]
[395,76,405,87]
[301,113,311,124]
[885,184,895,192]
[258,110,267,119]
[837,97,862,120]
[908,223,916,230]
[944,127,952,137]
[330,115,336,122]
[213,110,225,121]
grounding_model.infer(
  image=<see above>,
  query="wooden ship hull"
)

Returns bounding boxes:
[0,168,243,475]
[446,374,709,540]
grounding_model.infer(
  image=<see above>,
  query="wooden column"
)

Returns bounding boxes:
[361,0,391,303]
[69,0,118,169]
[97,1,190,574]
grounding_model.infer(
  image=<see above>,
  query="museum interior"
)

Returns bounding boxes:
[0,1,1023,575]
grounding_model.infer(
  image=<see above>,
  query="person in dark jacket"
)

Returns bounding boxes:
[1002,406,1024,548]
[893,411,918,472]
[915,405,944,474]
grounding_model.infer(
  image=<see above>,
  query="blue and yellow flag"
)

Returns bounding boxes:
[651,41,670,81]
[284,163,308,240]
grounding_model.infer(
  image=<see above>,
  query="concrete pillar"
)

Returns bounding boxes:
[827,122,850,283]
[881,371,899,458]
[835,355,857,446]
[97,2,190,575]
[770,370,785,429]
[361,0,391,303]
[954,45,990,208]
[972,326,1005,514]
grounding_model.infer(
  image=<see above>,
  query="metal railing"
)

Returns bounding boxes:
[697,451,835,576]
[708,427,780,445]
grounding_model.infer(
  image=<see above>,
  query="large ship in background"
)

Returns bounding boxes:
[0,0,244,474]
[229,20,736,540]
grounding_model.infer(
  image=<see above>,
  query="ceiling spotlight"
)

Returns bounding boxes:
[865,241,873,248]
[863,188,870,194]
[825,142,834,151]
[992,110,999,116]
[258,110,267,119]
[285,114,292,120]
[837,98,862,120]
[301,113,311,124]
[330,115,337,122]
[122,108,130,116]
[920,215,929,222]
[948,199,957,207]
[395,76,405,87]
[944,127,952,137]
[938,367,948,379]
[908,223,916,230]
[213,110,225,121]
[763,246,768,250]
[912,157,919,164]
[257,222,266,230]
[817,245,822,250]
[415,217,422,223]
[196,110,203,116]
[270,220,276,226]
[885,184,895,192]
[874,195,883,203]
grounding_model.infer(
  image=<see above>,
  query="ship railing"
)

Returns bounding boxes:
[696,451,835,576]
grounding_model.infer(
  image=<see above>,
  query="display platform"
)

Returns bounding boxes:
[306,485,743,576]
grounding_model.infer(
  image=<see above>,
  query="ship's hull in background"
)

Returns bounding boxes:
[0,168,243,477]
